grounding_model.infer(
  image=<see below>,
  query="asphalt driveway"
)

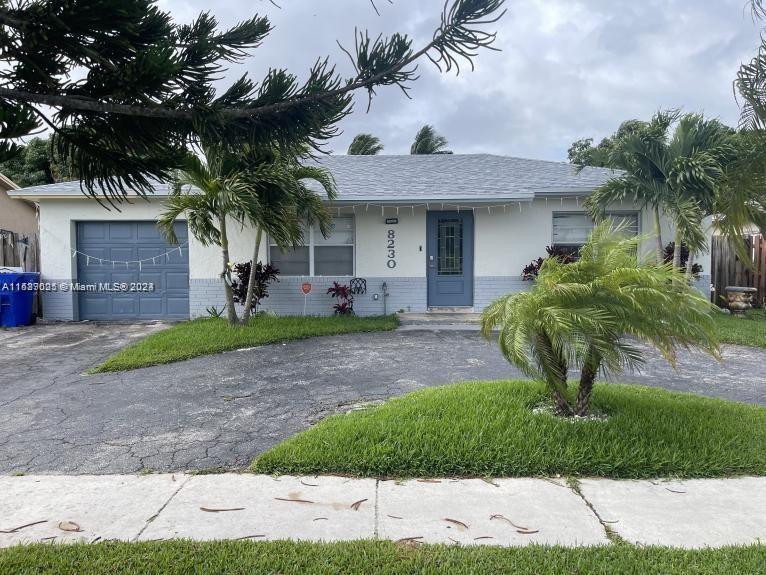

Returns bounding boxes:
[2,322,766,474]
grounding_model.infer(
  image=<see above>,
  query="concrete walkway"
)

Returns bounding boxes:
[1,474,764,549]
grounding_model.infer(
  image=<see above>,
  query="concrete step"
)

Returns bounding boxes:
[397,312,482,326]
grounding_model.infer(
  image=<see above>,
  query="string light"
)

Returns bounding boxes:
[71,242,189,269]
[322,198,589,215]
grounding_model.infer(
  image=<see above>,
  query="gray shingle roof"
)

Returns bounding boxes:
[9,154,619,201]
[307,154,617,202]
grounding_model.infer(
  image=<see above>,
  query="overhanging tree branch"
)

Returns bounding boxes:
[0,0,506,200]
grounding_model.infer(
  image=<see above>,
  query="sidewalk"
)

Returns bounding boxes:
[1,474,764,549]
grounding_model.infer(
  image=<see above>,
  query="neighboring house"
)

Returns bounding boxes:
[0,172,37,235]
[8,154,706,321]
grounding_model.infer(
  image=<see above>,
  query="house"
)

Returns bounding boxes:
[7,154,709,321]
[0,172,37,236]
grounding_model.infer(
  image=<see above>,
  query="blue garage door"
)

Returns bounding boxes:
[76,221,189,320]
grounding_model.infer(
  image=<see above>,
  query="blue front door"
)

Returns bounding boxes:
[427,211,474,307]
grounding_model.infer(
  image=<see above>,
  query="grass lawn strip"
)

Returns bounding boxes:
[92,315,398,373]
[1,540,765,575]
[711,308,766,348]
[253,380,766,479]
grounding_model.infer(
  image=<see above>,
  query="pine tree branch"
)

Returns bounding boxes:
[0,0,505,122]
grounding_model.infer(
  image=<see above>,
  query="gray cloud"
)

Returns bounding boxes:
[160,0,762,159]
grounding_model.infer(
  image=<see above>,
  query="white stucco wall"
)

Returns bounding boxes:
[354,208,426,277]
[35,196,706,283]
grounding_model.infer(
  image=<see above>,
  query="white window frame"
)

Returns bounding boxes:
[268,216,355,277]
[552,210,640,250]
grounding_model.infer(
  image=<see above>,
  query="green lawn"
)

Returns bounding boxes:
[711,308,766,348]
[253,380,766,479]
[1,540,764,575]
[92,315,398,373]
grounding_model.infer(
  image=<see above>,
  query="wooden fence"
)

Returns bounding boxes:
[0,229,39,272]
[711,234,766,308]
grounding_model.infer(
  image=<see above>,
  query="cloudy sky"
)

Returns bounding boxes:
[162,0,762,160]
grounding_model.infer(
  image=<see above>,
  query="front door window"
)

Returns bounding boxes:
[437,218,463,276]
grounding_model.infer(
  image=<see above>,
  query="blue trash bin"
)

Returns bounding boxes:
[0,271,40,327]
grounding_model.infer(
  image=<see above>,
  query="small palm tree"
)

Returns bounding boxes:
[481,222,720,416]
[348,133,384,155]
[410,124,451,155]
[238,153,337,322]
[158,145,256,326]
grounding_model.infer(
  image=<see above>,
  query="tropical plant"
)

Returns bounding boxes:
[663,242,702,280]
[0,0,505,202]
[348,134,384,155]
[481,222,720,417]
[157,145,258,325]
[410,125,452,155]
[231,261,280,315]
[585,112,735,271]
[327,281,354,315]
[521,246,577,280]
[737,1,766,129]
[237,150,337,323]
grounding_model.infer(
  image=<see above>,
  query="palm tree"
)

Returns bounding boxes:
[158,145,257,326]
[586,112,734,271]
[410,125,451,155]
[481,222,719,417]
[238,152,336,323]
[348,134,384,155]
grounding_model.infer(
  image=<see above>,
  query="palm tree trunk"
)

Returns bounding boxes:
[672,230,683,271]
[241,227,263,323]
[219,216,239,326]
[575,347,601,416]
[653,207,664,264]
[536,332,572,416]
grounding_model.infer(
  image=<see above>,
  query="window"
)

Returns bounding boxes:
[552,211,639,254]
[269,217,354,276]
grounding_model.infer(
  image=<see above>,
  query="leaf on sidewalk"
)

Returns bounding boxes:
[0,520,47,534]
[312,517,329,521]
[350,498,368,511]
[274,497,314,504]
[490,514,529,530]
[300,480,319,487]
[474,536,494,540]
[57,521,82,532]
[199,507,245,513]
[416,479,441,484]
[444,518,469,530]
[516,528,540,535]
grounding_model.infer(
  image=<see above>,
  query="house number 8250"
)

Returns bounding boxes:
[387,229,396,268]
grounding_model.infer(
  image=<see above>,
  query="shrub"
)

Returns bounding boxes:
[327,281,354,315]
[522,246,577,280]
[663,242,703,279]
[231,261,280,313]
